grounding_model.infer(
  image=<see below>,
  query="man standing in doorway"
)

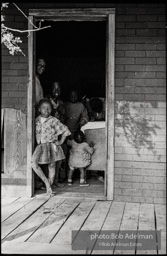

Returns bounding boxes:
[35,58,46,107]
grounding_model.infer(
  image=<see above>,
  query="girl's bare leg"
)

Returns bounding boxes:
[48,162,56,186]
[32,161,52,194]
[54,160,62,184]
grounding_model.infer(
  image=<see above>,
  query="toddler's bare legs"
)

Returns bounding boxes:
[31,161,52,194]
[79,168,85,183]
[68,168,74,183]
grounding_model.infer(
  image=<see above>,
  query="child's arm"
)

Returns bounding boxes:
[85,142,95,154]
[79,104,89,127]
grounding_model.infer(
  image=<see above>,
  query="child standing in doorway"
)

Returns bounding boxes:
[31,99,71,196]
[64,89,89,139]
[67,130,95,186]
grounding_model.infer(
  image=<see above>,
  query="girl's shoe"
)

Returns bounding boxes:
[80,181,89,187]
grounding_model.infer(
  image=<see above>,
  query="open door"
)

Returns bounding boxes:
[28,9,115,200]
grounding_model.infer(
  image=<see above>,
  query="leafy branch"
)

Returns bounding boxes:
[1,2,51,56]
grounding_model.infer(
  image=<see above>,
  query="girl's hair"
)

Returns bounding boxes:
[38,98,52,109]
[73,130,85,144]
[51,80,61,89]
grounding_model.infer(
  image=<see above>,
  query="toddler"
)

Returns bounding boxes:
[67,130,95,186]
[31,99,71,196]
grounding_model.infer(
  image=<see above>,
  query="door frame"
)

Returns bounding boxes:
[27,8,115,200]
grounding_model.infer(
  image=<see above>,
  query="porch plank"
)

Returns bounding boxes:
[136,203,157,255]
[2,241,76,255]
[3,197,65,243]
[73,201,111,254]
[2,197,35,222]
[51,200,96,245]
[155,204,166,254]
[114,202,140,255]
[1,196,49,241]
[27,198,81,243]
[1,196,20,206]
[92,201,125,254]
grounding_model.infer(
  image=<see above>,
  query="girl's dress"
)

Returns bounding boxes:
[67,140,94,170]
[32,115,71,164]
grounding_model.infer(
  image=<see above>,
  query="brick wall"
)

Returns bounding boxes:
[1,3,166,203]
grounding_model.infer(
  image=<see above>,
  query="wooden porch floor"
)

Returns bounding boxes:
[1,195,166,254]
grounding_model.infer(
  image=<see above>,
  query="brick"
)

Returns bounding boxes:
[154,184,166,190]
[125,78,146,87]
[115,51,125,57]
[146,65,165,72]
[115,94,124,100]
[8,77,28,83]
[116,44,135,51]
[155,87,166,94]
[122,188,142,196]
[9,92,27,97]
[18,56,28,62]
[2,70,18,76]
[137,15,157,22]
[134,72,156,78]
[114,175,122,181]
[116,8,126,15]
[133,183,154,189]
[114,188,122,195]
[157,58,166,65]
[126,8,146,15]
[143,176,165,183]
[153,198,166,204]
[147,21,165,28]
[158,15,165,21]
[19,84,27,91]
[115,37,126,43]
[124,94,145,101]
[125,51,145,57]
[114,181,133,189]
[18,70,28,76]
[2,83,19,91]
[2,92,8,97]
[146,51,165,58]
[116,15,136,22]
[115,168,133,175]
[115,65,124,72]
[145,95,166,101]
[135,44,156,51]
[125,65,145,71]
[115,147,123,153]
[2,56,19,62]
[135,58,156,65]
[114,195,132,202]
[136,29,157,37]
[116,72,135,78]
[135,87,155,94]
[115,79,124,86]
[2,77,9,82]
[10,63,28,69]
[126,22,146,28]
[158,29,165,36]
[147,8,165,15]
[116,22,126,29]
[6,21,26,29]
[116,29,135,36]
[126,37,165,44]
[132,196,154,203]
[116,58,135,65]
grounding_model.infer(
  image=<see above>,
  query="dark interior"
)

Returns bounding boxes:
[36,21,106,101]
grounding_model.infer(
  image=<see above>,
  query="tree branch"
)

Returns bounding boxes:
[13,3,38,29]
[2,24,51,33]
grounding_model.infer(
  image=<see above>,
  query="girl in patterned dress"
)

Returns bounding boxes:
[31,99,71,196]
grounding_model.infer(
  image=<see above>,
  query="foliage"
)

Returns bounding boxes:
[1,3,24,55]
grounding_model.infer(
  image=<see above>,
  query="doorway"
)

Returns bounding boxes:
[27,9,115,200]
